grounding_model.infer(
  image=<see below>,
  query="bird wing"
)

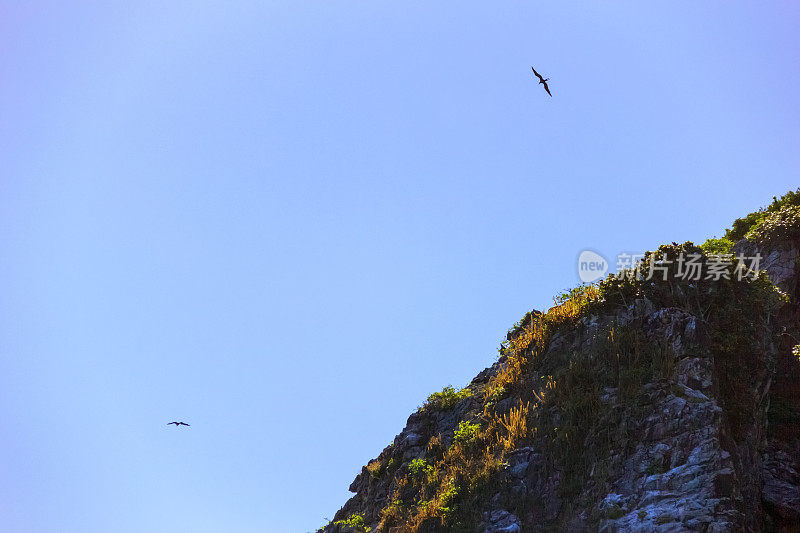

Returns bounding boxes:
[181,423,190,426]
[167,422,176,425]
[531,66,544,82]
[543,81,552,96]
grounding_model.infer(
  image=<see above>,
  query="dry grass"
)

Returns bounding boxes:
[490,400,530,453]
[366,459,384,478]
[484,285,599,409]
[376,285,601,531]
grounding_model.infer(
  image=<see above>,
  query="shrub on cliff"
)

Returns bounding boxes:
[725,188,800,242]
[421,386,472,411]
[745,204,800,244]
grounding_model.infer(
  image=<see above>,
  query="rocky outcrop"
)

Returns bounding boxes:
[322,220,800,532]
[476,303,771,532]
[733,239,798,295]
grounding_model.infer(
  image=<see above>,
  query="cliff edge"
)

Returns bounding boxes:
[321,191,800,532]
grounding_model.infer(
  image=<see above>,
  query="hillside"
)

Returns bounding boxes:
[321,190,800,532]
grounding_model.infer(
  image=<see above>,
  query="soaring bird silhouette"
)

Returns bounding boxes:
[167,421,190,427]
[531,67,552,97]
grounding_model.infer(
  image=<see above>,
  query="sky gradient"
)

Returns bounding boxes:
[1,2,799,532]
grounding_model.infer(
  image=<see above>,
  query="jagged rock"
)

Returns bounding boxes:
[761,447,800,527]
[480,510,521,532]
[733,239,798,294]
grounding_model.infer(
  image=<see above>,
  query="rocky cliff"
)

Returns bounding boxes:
[321,191,800,532]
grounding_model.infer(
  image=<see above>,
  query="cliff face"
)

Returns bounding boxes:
[322,196,800,533]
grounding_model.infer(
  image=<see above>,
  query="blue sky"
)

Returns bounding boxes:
[1,2,798,532]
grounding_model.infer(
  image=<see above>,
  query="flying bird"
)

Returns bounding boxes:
[531,66,552,97]
[167,421,190,427]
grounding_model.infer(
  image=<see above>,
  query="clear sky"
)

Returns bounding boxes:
[1,2,798,532]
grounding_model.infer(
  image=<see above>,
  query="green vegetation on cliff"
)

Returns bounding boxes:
[701,188,800,253]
